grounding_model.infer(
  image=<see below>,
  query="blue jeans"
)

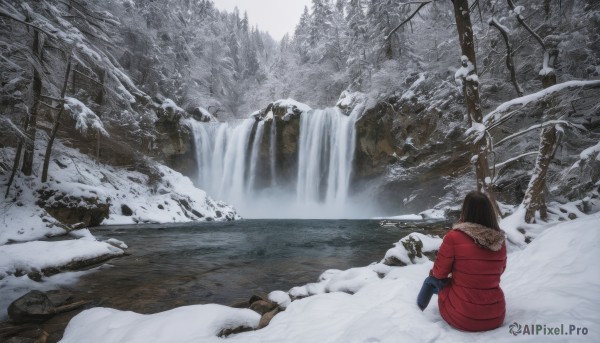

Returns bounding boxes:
[417,276,449,311]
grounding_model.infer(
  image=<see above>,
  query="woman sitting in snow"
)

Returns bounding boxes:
[417,190,507,332]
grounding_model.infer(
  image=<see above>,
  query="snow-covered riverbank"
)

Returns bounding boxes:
[0,143,240,321]
[0,143,238,245]
[58,213,600,343]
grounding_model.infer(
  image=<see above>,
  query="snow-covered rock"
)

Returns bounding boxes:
[60,305,260,343]
[419,209,446,220]
[383,233,443,266]
[272,98,312,121]
[0,239,124,278]
[336,91,366,115]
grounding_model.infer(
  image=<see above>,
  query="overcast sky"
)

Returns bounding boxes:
[211,0,312,40]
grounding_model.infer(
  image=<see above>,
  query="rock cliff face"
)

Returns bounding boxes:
[154,118,196,178]
[352,74,471,213]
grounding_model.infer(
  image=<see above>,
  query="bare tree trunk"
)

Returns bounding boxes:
[21,28,43,176]
[452,0,499,212]
[523,61,559,223]
[41,55,72,183]
[5,114,29,198]
[510,2,561,222]
[523,125,558,222]
[489,18,523,96]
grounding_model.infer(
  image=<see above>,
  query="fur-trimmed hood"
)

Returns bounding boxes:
[453,222,506,251]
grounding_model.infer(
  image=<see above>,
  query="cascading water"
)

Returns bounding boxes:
[190,106,359,218]
[296,108,356,214]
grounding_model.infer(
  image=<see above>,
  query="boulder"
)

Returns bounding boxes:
[36,189,109,228]
[121,204,133,216]
[249,300,278,315]
[8,291,56,324]
[257,307,282,329]
[8,291,88,324]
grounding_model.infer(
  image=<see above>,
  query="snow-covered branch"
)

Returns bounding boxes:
[64,97,109,136]
[495,120,583,147]
[384,1,431,40]
[506,0,545,50]
[484,80,600,126]
[488,17,522,96]
[0,116,28,140]
[495,151,538,168]
[0,3,57,36]
[580,142,600,161]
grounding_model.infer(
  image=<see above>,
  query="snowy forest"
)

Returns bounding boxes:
[0,0,599,342]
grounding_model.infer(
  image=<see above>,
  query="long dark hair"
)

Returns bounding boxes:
[459,191,501,231]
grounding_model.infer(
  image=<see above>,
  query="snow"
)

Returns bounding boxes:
[465,73,479,83]
[466,122,486,143]
[60,305,260,343]
[106,238,128,249]
[580,141,600,161]
[0,239,123,278]
[273,98,312,113]
[495,120,582,148]
[288,267,382,298]
[64,97,109,136]
[336,90,364,108]
[488,17,511,34]
[161,98,185,113]
[0,141,239,322]
[495,151,538,168]
[400,89,415,100]
[0,142,239,227]
[60,213,600,343]
[191,106,217,122]
[512,5,525,16]
[268,290,292,309]
[0,195,66,245]
[402,72,427,100]
[454,56,474,88]
[374,214,423,220]
[272,98,312,121]
[538,66,554,76]
[419,209,446,220]
[383,233,443,265]
[484,80,600,125]
[539,50,555,76]
[264,110,274,121]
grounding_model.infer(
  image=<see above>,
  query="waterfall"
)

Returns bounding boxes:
[190,107,358,218]
[296,108,356,215]
[247,121,265,192]
[269,115,277,186]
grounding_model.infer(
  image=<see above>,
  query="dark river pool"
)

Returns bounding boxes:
[76,219,446,314]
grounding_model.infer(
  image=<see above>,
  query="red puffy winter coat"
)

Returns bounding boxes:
[432,222,507,332]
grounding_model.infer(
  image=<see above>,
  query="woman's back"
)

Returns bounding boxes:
[433,222,507,331]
